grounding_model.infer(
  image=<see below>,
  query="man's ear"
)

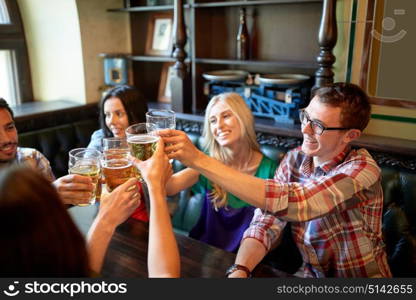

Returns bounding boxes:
[344,129,361,143]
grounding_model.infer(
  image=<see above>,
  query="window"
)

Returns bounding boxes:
[0,50,19,104]
[0,0,10,24]
[0,0,32,105]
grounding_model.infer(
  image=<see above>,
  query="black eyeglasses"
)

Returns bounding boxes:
[299,109,352,136]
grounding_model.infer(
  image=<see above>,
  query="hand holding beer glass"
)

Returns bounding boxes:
[101,137,135,192]
[68,148,102,206]
[146,109,176,161]
[125,123,159,181]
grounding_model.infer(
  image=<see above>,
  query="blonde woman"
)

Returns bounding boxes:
[165,93,277,252]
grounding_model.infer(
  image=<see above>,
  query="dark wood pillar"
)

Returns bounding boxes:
[171,0,191,113]
[123,0,130,8]
[314,0,337,89]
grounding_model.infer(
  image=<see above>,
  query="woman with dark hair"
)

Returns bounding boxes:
[87,85,149,221]
[88,85,148,151]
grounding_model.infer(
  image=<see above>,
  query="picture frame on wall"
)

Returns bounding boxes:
[145,13,173,56]
[158,63,174,103]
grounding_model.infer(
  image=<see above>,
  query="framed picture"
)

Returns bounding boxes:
[145,13,173,56]
[158,63,174,103]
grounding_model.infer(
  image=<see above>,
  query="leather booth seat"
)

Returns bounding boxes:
[18,119,98,178]
[171,132,416,277]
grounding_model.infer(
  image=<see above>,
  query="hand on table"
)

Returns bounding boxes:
[53,174,94,205]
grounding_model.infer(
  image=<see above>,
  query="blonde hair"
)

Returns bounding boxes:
[202,92,260,209]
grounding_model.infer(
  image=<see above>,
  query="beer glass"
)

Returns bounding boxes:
[102,137,129,159]
[146,109,175,162]
[102,137,135,192]
[146,109,176,130]
[125,123,158,180]
[68,148,102,206]
[101,157,135,192]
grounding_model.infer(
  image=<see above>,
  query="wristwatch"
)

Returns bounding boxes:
[225,264,251,278]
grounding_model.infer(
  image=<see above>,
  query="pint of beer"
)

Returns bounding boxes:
[125,123,158,181]
[68,148,102,206]
[102,158,135,192]
[127,135,158,161]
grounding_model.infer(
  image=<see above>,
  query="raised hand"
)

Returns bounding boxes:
[53,174,94,205]
[97,178,141,228]
[87,177,140,274]
[158,129,203,168]
[131,138,172,189]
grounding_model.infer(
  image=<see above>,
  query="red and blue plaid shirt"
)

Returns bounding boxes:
[244,146,392,277]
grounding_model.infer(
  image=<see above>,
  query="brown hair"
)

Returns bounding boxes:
[0,98,14,120]
[314,82,371,131]
[99,85,148,138]
[0,166,90,277]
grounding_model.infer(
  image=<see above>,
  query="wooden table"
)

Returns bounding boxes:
[101,218,291,278]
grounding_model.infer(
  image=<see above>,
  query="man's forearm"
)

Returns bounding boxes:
[191,152,266,209]
[229,238,268,278]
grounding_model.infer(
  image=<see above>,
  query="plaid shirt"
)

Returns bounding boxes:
[14,147,55,182]
[244,146,392,277]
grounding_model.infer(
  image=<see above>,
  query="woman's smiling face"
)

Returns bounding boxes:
[104,97,130,138]
[209,101,242,148]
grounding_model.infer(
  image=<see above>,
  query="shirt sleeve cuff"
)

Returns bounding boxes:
[265,179,287,214]
[242,225,272,251]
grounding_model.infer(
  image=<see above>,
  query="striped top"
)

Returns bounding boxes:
[244,146,392,277]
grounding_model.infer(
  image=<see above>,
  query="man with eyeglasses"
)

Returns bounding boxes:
[160,82,391,278]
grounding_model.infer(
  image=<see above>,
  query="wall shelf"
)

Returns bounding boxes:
[111,0,324,112]
[108,6,173,12]
[108,4,192,12]
[194,58,318,70]
[129,56,191,63]
[193,0,322,9]
[108,0,321,12]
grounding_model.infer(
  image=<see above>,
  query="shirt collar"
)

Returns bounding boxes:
[319,146,351,173]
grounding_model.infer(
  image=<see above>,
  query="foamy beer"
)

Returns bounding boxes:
[125,123,158,180]
[127,135,158,160]
[102,157,135,192]
[68,148,102,206]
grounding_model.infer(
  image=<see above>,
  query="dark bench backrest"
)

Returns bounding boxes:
[18,119,98,178]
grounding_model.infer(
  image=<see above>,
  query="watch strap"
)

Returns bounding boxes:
[225,264,251,278]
